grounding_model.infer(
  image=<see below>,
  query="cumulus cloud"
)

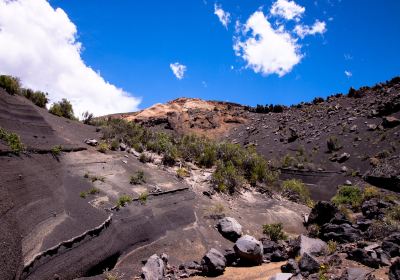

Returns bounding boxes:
[0,0,140,117]
[170,62,187,80]
[294,20,327,38]
[270,0,305,21]
[344,70,352,78]
[214,3,231,29]
[234,11,302,77]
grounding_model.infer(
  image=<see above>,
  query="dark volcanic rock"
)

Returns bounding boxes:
[281,258,300,274]
[382,233,400,257]
[299,253,320,274]
[141,254,165,280]
[234,235,263,265]
[347,248,380,268]
[307,201,338,226]
[361,198,390,219]
[217,217,243,242]
[383,116,400,128]
[320,223,361,243]
[201,248,226,276]
[390,259,400,280]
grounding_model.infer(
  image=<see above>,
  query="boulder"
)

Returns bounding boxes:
[141,254,165,280]
[297,235,327,256]
[347,249,380,268]
[320,223,361,243]
[338,153,351,163]
[269,273,293,280]
[382,233,400,257]
[84,139,98,146]
[119,143,127,151]
[299,253,320,274]
[383,116,400,128]
[234,235,263,265]
[341,267,373,280]
[201,248,226,276]
[281,259,299,274]
[390,259,400,280]
[217,217,243,241]
[223,249,238,266]
[307,201,338,226]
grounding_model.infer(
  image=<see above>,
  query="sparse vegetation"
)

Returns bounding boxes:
[51,145,62,156]
[327,136,342,152]
[21,89,48,108]
[89,175,105,183]
[262,223,287,241]
[88,187,100,195]
[81,111,94,125]
[116,195,133,208]
[130,171,146,185]
[79,191,87,199]
[138,192,148,204]
[282,179,313,207]
[327,240,337,255]
[0,127,24,154]
[0,75,21,95]
[97,142,109,153]
[363,186,380,200]
[176,167,189,178]
[49,98,76,120]
[332,185,363,209]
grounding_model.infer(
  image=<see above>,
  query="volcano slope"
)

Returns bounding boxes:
[0,89,308,280]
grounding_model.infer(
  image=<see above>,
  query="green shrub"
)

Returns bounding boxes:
[49,98,75,119]
[162,145,178,166]
[81,111,94,125]
[327,136,342,152]
[80,191,87,199]
[21,89,48,108]
[197,145,217,168]
[0,127,24,154]
[130,171,146,185]
[88,187,100,195]
[386,205,400,224]
[97,142,109,153]
[282,154,295,168]
[110,139,119,151]
[116,195,132,207]
[363,186,380,201]
[332,185,363,209]
[212,161,244,193]
[327,240,337,255]
[90,175,105,183]
[139,152,152,163]
[282,179,313,205]
[0,75,21,95]
[51,145,62,156]
[262,223,287,241]
[138,192,148,204]
[176,167,189,178]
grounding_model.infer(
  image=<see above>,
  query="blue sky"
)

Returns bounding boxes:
[1,0,399,115]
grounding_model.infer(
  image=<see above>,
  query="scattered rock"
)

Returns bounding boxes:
[341,267,373,280]
[383,116,400,128]
[217,217,243,242]
[338,153,351,163]
[234,235,263,265]
[344,180,352,186]
[84,139,98,146]
[367,124,377,131]
[297,235,327,256]
[382,233,400,257]
[307,201,338,226]
[201,248,226,276]
[141,254,165,280]
[299,253,320,274]
[390,258,400,280]
[269,273,293,280]
[321,223,361,243]
[347,248,380,268]
[281,259,299,274]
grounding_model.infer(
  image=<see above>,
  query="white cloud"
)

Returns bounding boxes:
[214,3,231,29]
[170,62,187,80]
[270,0,305,21]
[0,0,140,117]
[234,11,302,77]
[294,20,327,38]
[344,70,352,78]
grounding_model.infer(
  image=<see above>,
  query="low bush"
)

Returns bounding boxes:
[79,191,87,199]
[90,175,105,183]
[139,152,152,163]
[262,223,287,241]
[81,111,94,125]
[0,127,24,154]
[332,185,363,209]
[386,205,400,225]
[130,171,146,185]
[176,167,189,178]
[363,186,380,201]
[116,195,132,207]
[0,75,21,95]
[21,89,48,108]
[138,192,148,204]
[97,142,109,153]
[282,179,313,206]
[49,98,76,120]
[327,136,342,152]
[88,187,100,195]
[51,145,62,156]
[212,161,244,193]
[327,240,337,255]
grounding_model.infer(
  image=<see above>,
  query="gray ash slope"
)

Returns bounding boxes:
[0,88,308,279]
[227,77,400,197]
